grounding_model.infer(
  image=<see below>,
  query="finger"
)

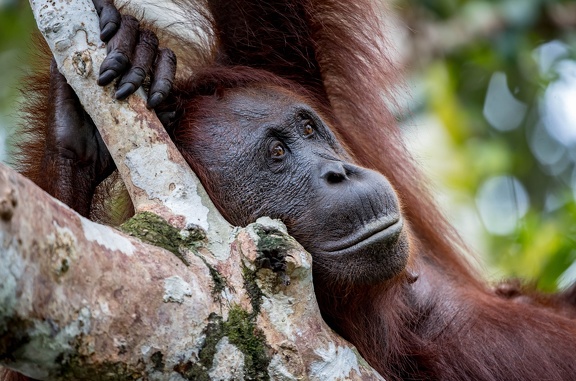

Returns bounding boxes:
[49,59,97,162]
[147,48,177,109]
[115,29,159,100]
[97,15,139,86]
[92,0,120,42]
[50,58,76,105]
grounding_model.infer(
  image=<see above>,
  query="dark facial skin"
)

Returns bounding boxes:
[178,85,410,285]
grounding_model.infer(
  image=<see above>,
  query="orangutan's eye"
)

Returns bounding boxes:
[270,141,286,159]
[303,121,315,137]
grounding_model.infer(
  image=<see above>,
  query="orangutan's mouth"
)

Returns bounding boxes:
[321,216,403,255]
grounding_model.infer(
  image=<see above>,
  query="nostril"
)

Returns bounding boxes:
[326,171,347,184]
[321,162,349,184]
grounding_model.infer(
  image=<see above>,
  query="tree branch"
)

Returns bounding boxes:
[0,163,384,379]
[29,0,228,240]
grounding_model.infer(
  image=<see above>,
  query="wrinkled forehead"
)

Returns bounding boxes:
[182,83,346,158]
[179,83,352,168]
[213,85,316,131]
[183,85,306,155]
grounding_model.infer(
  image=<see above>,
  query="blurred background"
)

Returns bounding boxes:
[1,0,575,291]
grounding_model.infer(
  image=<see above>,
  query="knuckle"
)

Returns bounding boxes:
[104,51,129,68]
[124,68,147,85]
[153,78,172,90]
[141,29,159,47]
[162,48,177,62]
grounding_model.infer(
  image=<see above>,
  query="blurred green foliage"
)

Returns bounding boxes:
[0,0,35,161]
[399,0,576,290]
[1,0,575,290]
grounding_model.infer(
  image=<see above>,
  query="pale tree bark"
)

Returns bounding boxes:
[0,0,385,380]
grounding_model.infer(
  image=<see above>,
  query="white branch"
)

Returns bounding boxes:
[29,0,230,244]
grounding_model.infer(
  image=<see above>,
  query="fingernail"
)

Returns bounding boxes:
[115,83,136,100]
[100,25,113,42]
[147,93,163,109]
[98,70,116,86]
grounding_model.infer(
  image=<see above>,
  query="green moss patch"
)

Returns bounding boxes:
[57,353,144,380]
[196,254,228,302]
[120,212,205,265]
[226,307,269,380]
[252,225,294,286]
[243,264,264,317]
[174,307,270,381]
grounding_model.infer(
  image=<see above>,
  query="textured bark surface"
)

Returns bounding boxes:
[0,164,383,380]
